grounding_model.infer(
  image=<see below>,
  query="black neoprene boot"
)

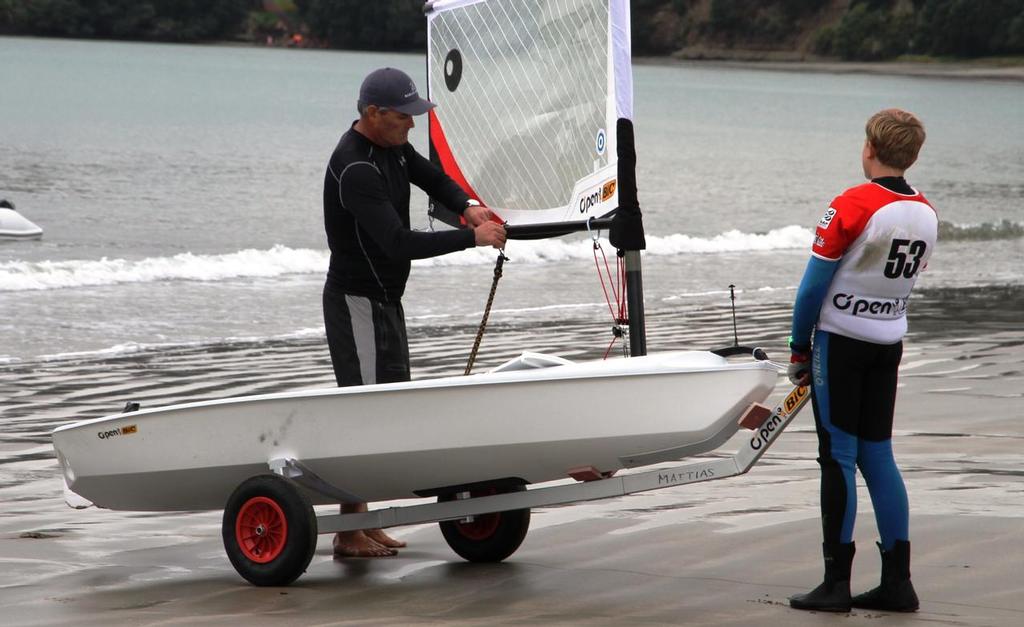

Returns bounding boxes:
[851,540,919,612]
[789,542,855,612]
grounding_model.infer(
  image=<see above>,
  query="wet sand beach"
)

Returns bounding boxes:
[1,288,1022,625]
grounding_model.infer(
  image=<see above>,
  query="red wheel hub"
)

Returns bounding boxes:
[454,512,501,540]
[453,488,501,540]
[235,496,288,563]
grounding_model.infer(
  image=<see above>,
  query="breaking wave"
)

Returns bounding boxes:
[0,245,327,291]
[422,224,813,266]
[938,219,1024,241]
[0,226,813,291]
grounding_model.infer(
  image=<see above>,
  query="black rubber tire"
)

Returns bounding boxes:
[438,485,530,563]
[222,474,317,586]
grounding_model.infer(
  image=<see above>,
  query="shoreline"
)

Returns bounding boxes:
[637,55,1024,82]
[4,34,1023,82]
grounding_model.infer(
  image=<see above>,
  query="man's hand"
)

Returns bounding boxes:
[787,351,811,387]
[464,205,493,227]
[473,221,506,249]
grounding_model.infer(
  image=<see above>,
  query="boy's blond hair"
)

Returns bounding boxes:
[865,109,926,171]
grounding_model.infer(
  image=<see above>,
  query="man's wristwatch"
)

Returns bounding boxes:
[465,199,481,210]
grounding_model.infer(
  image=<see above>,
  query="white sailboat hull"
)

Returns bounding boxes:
[0,208,43,239]
[52,351,777,511]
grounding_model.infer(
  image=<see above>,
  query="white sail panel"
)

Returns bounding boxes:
[426,0,632,226]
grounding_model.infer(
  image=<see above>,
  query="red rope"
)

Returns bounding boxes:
[603,334,618,359]
[593,243,617,321]
[593,241,627,358]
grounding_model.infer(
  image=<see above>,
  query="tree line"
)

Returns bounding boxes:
[2,0,1022,61]
[0,0,253,42]
[812,0,1024,60]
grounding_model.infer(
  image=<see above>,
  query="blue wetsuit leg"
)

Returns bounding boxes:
[810,330,859,544]
[858,439,909,549]
[856,339,909,550]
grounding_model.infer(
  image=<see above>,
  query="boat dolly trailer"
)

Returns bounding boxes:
[220,378,810,586]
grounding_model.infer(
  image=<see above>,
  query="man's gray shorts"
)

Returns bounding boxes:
[323,286,410,387]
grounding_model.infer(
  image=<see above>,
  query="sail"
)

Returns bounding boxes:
[425,0,633,227]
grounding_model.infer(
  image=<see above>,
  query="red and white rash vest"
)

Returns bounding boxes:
[813,182,938,344]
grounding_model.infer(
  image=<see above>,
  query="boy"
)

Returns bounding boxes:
[787,109,937,613]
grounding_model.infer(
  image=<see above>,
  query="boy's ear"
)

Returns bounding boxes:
[863,139,876,160]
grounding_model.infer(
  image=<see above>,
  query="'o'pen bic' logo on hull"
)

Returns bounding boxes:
[749,414,782,451]
[97,424,138,440]
[783,385,808,414]
[601,179,616,201]
[749,386,807,451]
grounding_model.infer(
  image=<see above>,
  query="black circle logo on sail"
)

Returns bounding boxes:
[444,49,462,92]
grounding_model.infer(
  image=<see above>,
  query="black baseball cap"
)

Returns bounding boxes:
[358,67,435,116]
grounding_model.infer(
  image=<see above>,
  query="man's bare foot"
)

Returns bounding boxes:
[365,528,407,548]
[332,531,397,558]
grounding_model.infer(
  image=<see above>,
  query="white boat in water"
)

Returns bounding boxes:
[52,350,777,512]
[0,206,43,239]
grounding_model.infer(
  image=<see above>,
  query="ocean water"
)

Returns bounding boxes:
[1,36,1022,365]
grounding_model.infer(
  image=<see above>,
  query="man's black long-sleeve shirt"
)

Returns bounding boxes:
[323,126,474,302]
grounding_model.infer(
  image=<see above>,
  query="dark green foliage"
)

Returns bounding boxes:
[633,0,697,54]
[914,0,1024,56]
[4,0,255,42]
[2,0,1022,59]
[295,0,424,51]
[707,0,832,46]
[1011,12,1024,49]
[816,0,1024,59]
[817,3,911,61]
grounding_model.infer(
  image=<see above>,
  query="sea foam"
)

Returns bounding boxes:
[0,245,327,291]
[1,226,814,291]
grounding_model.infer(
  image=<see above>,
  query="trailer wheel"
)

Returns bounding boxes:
[222,474,317,586]
[439,485,530,563]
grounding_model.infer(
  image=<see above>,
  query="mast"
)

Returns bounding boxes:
[610,117,646,356]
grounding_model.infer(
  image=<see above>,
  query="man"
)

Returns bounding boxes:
[322,67,506,557]
[787,109,936,612]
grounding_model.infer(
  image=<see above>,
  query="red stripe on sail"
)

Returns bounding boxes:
[429,111,506,225]
[429,110,483,204]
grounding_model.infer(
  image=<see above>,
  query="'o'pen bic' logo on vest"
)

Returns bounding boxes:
[832,293,907,318]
